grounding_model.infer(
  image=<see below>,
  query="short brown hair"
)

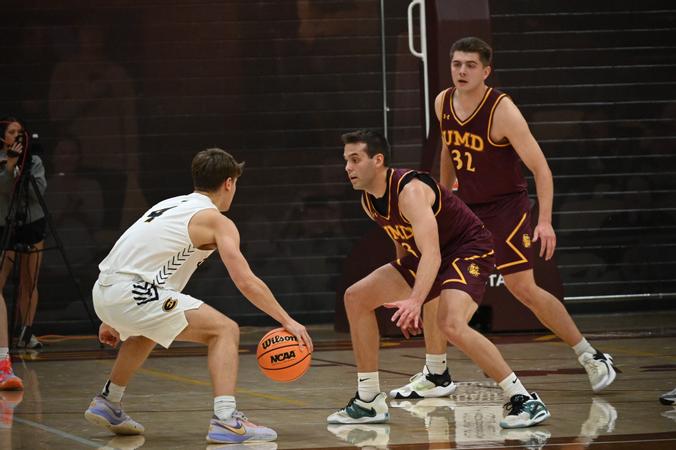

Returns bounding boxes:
[192,148,245,191]
[341,129,391,166]
[450,37,492,67]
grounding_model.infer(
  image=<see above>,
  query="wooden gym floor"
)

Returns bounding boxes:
[2,310,675,450]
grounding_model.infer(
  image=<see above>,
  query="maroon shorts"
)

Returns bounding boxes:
[391,236,495,304]
[471,192,534,275]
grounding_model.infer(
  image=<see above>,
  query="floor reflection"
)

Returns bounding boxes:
[326,423,391,449]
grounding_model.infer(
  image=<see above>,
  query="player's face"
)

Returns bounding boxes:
[451,51,490,91]
[344,142,378,191]
[3,122,22,148]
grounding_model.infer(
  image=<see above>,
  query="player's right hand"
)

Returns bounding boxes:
[282,319,314,353]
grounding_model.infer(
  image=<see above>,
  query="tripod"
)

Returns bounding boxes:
[0,153,98,350]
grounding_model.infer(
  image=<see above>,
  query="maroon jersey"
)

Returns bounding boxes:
[362,168,489,258]
[440,87,527,205]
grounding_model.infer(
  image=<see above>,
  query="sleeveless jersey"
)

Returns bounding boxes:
[98,192,217,291]
[362,168,488,257]
[440,87,527,205]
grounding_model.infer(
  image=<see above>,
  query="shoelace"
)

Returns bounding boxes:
[231,410,248,421]
[504,394,530,415]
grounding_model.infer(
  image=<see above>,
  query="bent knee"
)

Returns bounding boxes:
[510,286,542,307]
[437,319,469,343]
[344,285,364,311]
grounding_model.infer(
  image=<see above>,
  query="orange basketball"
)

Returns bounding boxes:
[256,327,311,382]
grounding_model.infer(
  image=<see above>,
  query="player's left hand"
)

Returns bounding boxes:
[533,221,556,260]
[384,298,423,339]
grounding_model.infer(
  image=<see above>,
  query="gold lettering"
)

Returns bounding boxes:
[446,130,484,152]
[442,130,453,146]
[383,225,414,242]
[453,130,470,147]
[470,134,484,151]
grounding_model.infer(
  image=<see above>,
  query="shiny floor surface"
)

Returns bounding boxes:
[2,311,676,450]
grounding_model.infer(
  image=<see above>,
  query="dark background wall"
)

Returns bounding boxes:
[0,0,674,333]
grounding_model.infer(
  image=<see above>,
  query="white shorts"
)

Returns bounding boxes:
[92,279,203,349]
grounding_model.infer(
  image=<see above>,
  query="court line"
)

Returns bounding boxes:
[13,417,100,448]
[134,366,307,406]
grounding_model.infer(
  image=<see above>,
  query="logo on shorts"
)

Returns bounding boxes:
[522,234,532,248]
[468,262,480,277]
[163,298,178,311]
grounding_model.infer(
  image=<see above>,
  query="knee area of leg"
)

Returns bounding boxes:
[218,317,239,339]
[343,286,363,310]
[438,321,465,342]
[505,280,535,301]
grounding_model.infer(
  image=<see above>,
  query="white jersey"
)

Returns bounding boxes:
[98,192,217,292]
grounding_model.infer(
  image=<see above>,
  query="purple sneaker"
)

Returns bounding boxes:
[84,395,144,435]
[207,411,277,444]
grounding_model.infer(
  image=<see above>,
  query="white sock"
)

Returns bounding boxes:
[0,347,8,360]
[573,338,596,357]
[499,373,529,399]
[214,395,237,420]
[357,372,380,402]
[426,353,447,375]
[101,380,126,403]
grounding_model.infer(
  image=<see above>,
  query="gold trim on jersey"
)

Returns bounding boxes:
[487,93,512,148]
[497,212,529,270]
[441,250,495,286]
[442,258,468,285]
[398,171,443,224]
[363,168,394,221]
[450,87,492,126]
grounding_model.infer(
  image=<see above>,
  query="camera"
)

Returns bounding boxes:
[7,132,24,158]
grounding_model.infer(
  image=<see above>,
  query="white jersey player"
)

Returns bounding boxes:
[84,148,313,445]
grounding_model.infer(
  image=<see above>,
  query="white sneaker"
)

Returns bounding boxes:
[579,351,616,393]
[499,392,550,429]
[389,367,457,399]
[326,423,390,448]
[327,392,389,424]
[660,387,676,405]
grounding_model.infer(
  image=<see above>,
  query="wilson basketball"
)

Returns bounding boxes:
[256,327,311,382]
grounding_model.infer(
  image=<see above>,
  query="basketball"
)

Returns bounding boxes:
[256,327,311,382]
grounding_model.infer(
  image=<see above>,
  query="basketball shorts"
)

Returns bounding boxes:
[391,239,495,304]
[0,217,47,247]
[471,192,534,275]
[92,278,203,349]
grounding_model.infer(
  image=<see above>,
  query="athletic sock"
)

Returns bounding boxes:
[0,347,8,360]
[426,353,447,375]
[214,395,237,421]
[573,338,596,357]
[357,372,380,402]
[499,372,529,399]
[101,379,126,403]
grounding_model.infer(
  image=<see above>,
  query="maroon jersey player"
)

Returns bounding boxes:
[327,129,550,429]
[391,37,616,401]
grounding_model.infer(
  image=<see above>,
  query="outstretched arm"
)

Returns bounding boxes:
[214,216,313,351]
